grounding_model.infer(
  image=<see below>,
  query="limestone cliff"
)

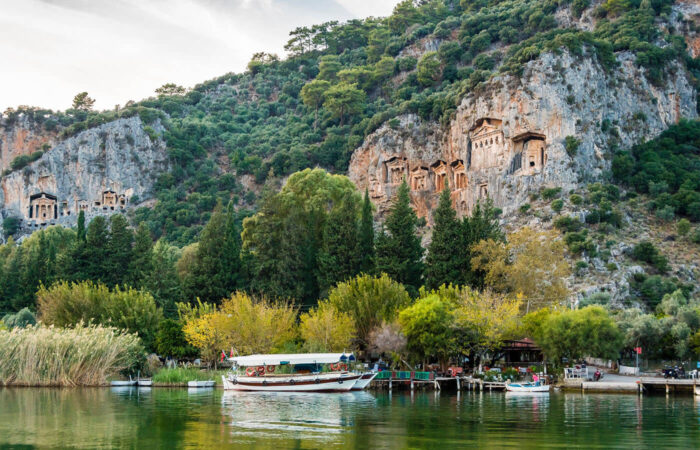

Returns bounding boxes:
[349,50,697,223]
[0,116,169,238]
[0,115,59,174]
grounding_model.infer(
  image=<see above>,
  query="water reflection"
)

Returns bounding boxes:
[1,388,699,448]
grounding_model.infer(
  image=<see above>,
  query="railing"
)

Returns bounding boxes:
[375,371,434,381]
[564,367,589,379]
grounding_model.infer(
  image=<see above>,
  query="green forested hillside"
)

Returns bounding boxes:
[7,0,692,245]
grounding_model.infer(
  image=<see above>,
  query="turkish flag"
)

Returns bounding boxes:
[634,347,642,355]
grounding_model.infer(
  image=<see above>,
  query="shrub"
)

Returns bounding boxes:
[2,308,36,329]
[37,281,162,351]
[554,216,583,232]
[551,199,564,213]
[155,319,198,359]
[564,136,580,157]
[579,292,610,308]
[570,194,583,205]
[606,262,618,271]
[0,323,143,386]
[542,187,562,200]
[519,203,531,214]
[631,241,669,273]
[575,260,588,274]
[2,216,21,236]
[677,219,691,236]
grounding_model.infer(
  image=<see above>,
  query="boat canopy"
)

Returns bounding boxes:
[229,353,355,367]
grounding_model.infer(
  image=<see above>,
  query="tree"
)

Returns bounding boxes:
[242,169,361,304]
[129,222,153,288]
[182,292,297,365]
[300,79,330,130]
[105,215,134,287]
[537,306,623,361]
[322,82,365,126]
[416,52,442,86]
[146,240,183,316]
[317,55,342,81]
[317,191,361,295]
[460,199,503,287]
[375,181,424,295]
[76,210,86,241]
[37,281,162,351]
[71,92,95,111]
[155,319,197,359]
[367,321,407,369]
[155,83,186,96]
[328,273,411,348]
[358,188,375,274]
[425,184,462,289]
[471,227,570,311]
[299,301,356,352]
[84,216,109,282]
[399,294,456,368]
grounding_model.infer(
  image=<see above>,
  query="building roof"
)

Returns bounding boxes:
[512,131,546,142]
[229,353,355,366]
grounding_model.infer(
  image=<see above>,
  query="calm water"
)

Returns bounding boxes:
[1,387,699,448]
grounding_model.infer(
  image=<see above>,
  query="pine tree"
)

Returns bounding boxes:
[358,188,375,274]
[129,222,154,288]
[425,183,462,289]
[375,180,424,295]
[145,240,183,317]
[317,191,360,295]
[105,215,134,287]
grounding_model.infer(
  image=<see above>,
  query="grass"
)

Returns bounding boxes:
[151,368,228,385]
[0,323,143,386]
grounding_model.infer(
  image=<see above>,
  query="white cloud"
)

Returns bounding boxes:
[0,0,399,111]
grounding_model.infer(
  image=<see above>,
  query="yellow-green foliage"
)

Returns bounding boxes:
[37,281,162,350]
[299,301,356,352]
[0,323,143,386]
[182,292,297,363]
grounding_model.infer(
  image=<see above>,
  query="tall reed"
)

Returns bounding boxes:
[0,323,143,386]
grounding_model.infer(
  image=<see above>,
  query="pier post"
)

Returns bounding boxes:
[456,377,460,391]
[479,379,484,392]
[411,378,414,391]
[389,380,392,391]
[665,383,669,395]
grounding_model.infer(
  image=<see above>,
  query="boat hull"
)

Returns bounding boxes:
[110,381,137,387]
[695,385,700,397]
[222,373,361,392]
[188,380,216,388]
[505,383,550,393]
[351,372,377,391]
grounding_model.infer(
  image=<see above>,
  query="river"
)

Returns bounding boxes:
[1,387,698,448]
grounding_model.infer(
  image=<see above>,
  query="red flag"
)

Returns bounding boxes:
[221,351,225,362]
[230,348,234,357]
[634,347,642,355]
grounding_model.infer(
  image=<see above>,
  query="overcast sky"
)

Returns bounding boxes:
[0,0,398,112]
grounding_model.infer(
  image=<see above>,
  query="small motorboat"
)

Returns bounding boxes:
[188,380,216,388]
[351,372,377,391]
[505,382,550,393]
[110,376,137,387]
[137,379,152,387]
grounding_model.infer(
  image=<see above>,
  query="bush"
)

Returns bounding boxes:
[606,262,618,271]
[551,199,564,213]
[542,187,562,200]
[570,194,583,205]
[0,323,143,386]
[155,319,198,359]
[677,219,691,236]
[37,281,162,351]
[2,216,21,236]
[519,203,531,214]
[564,136,580,157]
[554,215,583,232]
[631,241,669,273]
[2,308,36,329]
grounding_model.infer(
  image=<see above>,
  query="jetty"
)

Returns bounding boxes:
[371,371,506,391]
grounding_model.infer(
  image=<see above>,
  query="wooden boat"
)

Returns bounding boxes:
[505,382,550,393]
[351,372,377,391]
[137,379,152,387]
[223,353,360,392]
[188,380,216,388]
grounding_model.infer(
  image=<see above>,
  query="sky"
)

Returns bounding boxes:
[0,0,399,112]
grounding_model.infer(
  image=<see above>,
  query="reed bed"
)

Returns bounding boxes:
[0,323,143,386]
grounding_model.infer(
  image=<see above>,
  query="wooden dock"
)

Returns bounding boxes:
[371,375,506,392]
[638,378,698,395]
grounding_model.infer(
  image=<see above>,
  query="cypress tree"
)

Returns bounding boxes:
[375,180,424,295]
[105,215,134,287]
[317,191,360,295]
[146,240,183,317]
[425,183,462,289]
[358,188,375,274]
[84,216,109,282]
[461,198,503,288]
[129,222,154,288]
[76,210,86,242]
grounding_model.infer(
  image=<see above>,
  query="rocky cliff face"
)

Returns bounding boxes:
[349,50,697,223]
[0,115,59,173]
[0,116,169,238]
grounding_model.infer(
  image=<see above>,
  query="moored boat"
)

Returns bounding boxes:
[351,372,377,391]
[223,353,360,392]
[505,382,551,393]
[188,380,216,388]
[110,376,136,387]
[137,379,152,387]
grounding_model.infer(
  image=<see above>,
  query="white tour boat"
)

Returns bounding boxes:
[222,353,362,392]
[351,372,378,391]
[505,381,551,393]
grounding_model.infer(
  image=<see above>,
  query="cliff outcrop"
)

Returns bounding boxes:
[0,115,59,174]
[0,116,169,238]
[349,50,697,223]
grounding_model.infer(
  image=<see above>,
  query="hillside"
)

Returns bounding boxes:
[0,0,699,308]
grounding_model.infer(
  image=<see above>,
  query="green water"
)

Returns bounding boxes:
[1,388,698,449]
